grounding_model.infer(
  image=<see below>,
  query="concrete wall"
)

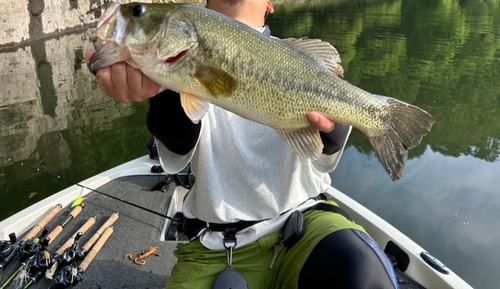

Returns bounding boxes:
[0,30,135,164]
[0,0,204,165]
[0,0,204,47]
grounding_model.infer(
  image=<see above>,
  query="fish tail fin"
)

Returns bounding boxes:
[369,97,435,181]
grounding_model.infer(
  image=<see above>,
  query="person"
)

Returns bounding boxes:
[86,0,399,288]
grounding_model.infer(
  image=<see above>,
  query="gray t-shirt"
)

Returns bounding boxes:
[158,105,350,250]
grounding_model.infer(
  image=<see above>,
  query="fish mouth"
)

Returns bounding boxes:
[88,3,130,75]
[164,49,189,65]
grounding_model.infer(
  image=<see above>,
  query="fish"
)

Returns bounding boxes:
[89,2,435,181]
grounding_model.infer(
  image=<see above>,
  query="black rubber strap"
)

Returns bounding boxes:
[182,218,260,240]
[306,202,352,222]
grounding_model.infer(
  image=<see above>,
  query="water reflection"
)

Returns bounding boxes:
[0,30,151,219]
[269,0,500,164]
[331,147,500,289]
[269,1,500,288]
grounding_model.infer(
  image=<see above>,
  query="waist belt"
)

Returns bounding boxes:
[183,217,260,240]
[182,196,352,240]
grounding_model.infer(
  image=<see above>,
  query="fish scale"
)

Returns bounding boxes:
[89,2,434,181]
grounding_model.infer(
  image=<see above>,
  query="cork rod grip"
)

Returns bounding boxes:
[79,226,114,272]
[55,216,97,255]
[22,204,63,241]
[81,212,119,253]
[46,205,83,244]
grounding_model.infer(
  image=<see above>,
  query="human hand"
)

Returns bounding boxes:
[308,111,335,133]
[85,50,164,102]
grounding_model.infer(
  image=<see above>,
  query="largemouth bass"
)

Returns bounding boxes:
[89,2,435,181]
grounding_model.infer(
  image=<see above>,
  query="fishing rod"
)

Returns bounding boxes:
[40,214,118,288]
[0,229,49,286]
[45,216,97,280]
[18,216,97,288]
[77,212,119,258]
[45,212,119,282]
[50,226,115,289]
[0,204,62,280]
[0,155,173,220]
[0,205,84,289]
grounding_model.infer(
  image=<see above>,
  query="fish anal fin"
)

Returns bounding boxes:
[277,127,324,160]
[193,62,238,97]
[369,97,435,181]
[180,92,210,123]
[283,38,344,78]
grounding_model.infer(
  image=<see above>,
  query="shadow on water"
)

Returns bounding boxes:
[1,0,500,288]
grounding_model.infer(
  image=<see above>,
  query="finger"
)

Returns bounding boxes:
[85,50,96,61]
[142,75,165,98]
[126,64,147,101]
[96,67,114,96]
[308,112,335,133]
[109,62,131,102]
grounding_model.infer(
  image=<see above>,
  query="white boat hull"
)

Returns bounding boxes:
[0,156,472,289]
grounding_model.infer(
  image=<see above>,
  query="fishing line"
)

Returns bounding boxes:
[0,155,174,221]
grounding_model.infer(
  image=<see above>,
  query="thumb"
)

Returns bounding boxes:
[85,50,96,62]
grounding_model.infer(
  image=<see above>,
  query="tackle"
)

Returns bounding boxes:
[125,247,160,265]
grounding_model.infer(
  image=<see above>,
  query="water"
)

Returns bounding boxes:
[1,0,500,288]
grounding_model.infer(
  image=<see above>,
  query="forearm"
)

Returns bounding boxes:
[147,90,201,155]
[320,123,351,155]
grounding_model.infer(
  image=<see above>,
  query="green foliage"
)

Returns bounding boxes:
[269,0,500,162]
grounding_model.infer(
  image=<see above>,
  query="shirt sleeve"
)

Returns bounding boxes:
[157,136,198,174]
[147,90,202,173]
[313,125,352,173]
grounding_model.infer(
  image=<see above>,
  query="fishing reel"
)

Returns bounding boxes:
[0,233,18,269]
[44,232,84,282]
[0,231,44,270]
[56,233,83,268]
[24,247,51,285]
[51,264,83,289]
[19,236,47,261]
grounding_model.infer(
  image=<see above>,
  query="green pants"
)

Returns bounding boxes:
[166,201,366,289]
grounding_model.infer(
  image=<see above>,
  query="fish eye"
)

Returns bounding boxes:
[132,4,145,17]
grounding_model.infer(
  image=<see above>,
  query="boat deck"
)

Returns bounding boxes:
[0,159,469,289]
[2,176,178,289]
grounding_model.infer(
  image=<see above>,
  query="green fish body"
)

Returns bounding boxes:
[89,2,435,181]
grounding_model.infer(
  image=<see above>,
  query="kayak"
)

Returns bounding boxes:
[0,155,472,288]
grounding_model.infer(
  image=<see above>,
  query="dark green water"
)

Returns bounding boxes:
[1,0,500,288]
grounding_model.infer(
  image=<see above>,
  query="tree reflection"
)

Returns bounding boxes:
[269,0,500,163]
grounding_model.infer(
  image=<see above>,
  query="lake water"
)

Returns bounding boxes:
[1,0,500,288]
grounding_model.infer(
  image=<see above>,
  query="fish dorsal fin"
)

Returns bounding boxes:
[180,92,210,123]
[283,38,344,78]
[277,127,324,160]
[193,62,238,97]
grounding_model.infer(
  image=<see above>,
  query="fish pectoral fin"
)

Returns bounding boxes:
[180,92,210,123]
[277,127,324,160]
[283,38,344,78]
[193,62,237,97]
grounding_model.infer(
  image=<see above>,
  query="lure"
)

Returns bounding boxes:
[71,198,84,208]
[125,247,160,265]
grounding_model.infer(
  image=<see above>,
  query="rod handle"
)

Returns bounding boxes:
[81,212,119,253]
[55,216,97,255]
[79,226,114,272]
[46,205,83,244]
[22,204,62,241]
